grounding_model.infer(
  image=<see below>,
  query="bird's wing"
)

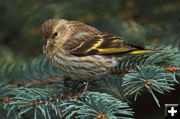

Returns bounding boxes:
[70,33,146,56]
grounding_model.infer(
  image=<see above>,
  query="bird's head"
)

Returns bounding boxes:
[41,18,73,55]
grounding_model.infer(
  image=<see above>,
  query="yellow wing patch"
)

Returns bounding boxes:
[129,50,154,54]
[85,38,104,53]
[96,48,136,54]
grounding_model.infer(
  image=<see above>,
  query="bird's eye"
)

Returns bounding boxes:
[53,32,58,37]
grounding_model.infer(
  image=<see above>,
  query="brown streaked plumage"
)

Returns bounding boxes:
[41,18,159,80]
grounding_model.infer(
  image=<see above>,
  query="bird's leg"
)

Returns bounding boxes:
[83,81,89,93]
[63,78,89,96]
[79,81,89,96]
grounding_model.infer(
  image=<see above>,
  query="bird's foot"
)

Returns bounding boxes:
[79,81,89,96]
[83,81,89,92]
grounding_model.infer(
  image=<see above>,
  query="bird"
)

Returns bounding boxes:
[41,18,161,81]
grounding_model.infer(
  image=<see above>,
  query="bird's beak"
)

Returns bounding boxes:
[46,39,54,48]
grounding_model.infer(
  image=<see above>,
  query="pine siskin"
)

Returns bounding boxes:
[41,18,160,81]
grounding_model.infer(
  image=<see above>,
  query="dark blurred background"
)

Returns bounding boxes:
[0,0,179,119]
[0,0,179,58]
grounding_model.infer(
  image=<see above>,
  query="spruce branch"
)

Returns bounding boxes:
[63,92,134,119]
[122,65,178,107]
[90,75,130,103]
[109,67,180,74]
[114,46,180,70]
[0,56,63,87]
[3,87,134,119]
[20,56,62,82]
[4,87,68,119]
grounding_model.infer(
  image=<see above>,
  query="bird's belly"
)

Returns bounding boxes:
[51,50,118,80]
[57,63,106,80]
